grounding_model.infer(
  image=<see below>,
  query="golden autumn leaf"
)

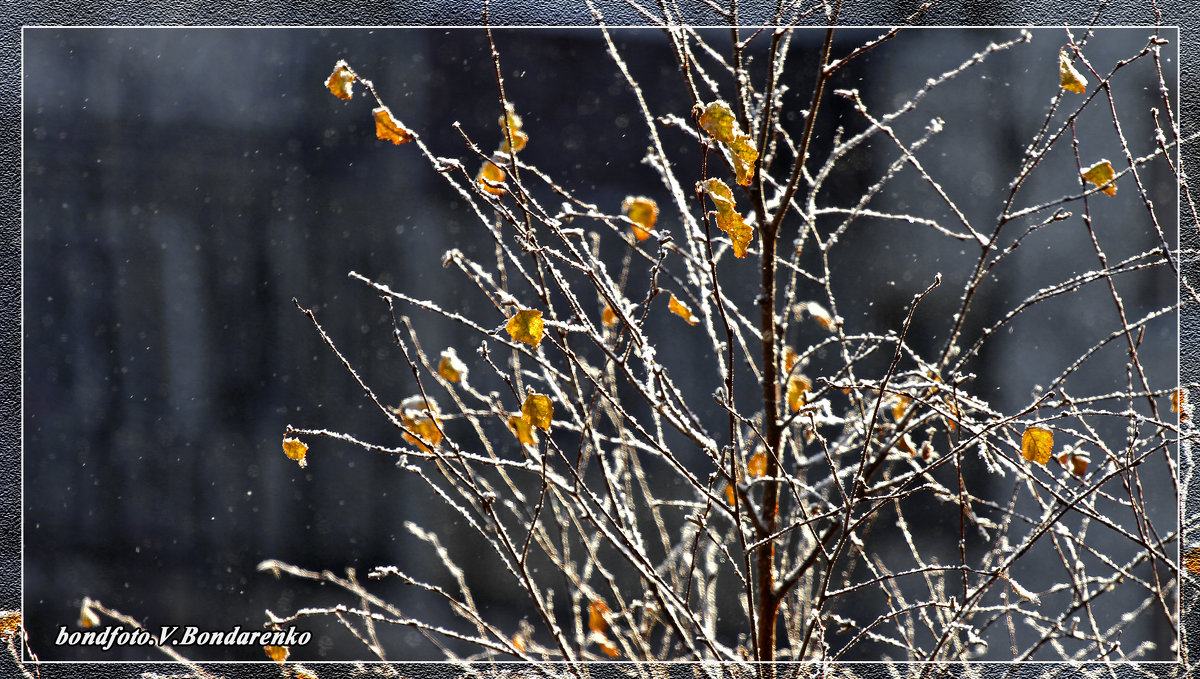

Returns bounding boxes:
[602,305,618,327]
[521,393,554,432]
[498,104,528,154]
[747,451,767,477]
[478,160,507,196]
[1185,547,1200,575]
[598,636,621,658]
[438,347,468,383]
[373,106,413,145]
[1172,388,1188,420]
[1058,48,1087,94]
[264,645,289,664]
[668,294,699,325]
[622,195,658,242]
[699,178,754,258]
[724,482,738,506]
[1021,426,1054,465]
[326,60,356,100]
[588,600,610,634]
[397,396,442,452]
[508,414,538,446]
[1082,160,1117,196]
[282,437,308,468]
[787,374,811,412]
[892,395,911,421]
[0,611,19,640]
[697,101,759,186]
[783,346,800,374]
[79,600,100,629]
[506,308,545,347]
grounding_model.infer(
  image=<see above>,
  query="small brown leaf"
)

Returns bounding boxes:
[522,393,554,432]
[668,294,699,325]
[587,600,610,634]
[438,347,468,383]
[1082,160,1117,197]
[1059,48,1087,94]
[601,305,618,327]
[326,60,356,100]
[264,645,289,664]
[598,636,621,658]
[373,106,413,145]
[506,309,545,347]
[1021,426,1054,466]
[622,196,658,242]
[1171,387,1186,419]
[282,437,308,468]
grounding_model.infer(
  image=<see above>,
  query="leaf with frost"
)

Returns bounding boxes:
[326,60,356,100]
[697,100,758,185]
[499,104,528,154]
[803,301,836,331]
[521,393,554,432]
[699,178,753,257]
[437,347,468,383]
[478,160,507,196]
[396,396,442,452]
[506,308,545,347]
[1058,48,1087,94]
[264,645,289,664]
[373,106,413,145]
[1081,160,1117,196]
[668,294,699,325]
[282,437,308,468]
[622,196,658,242]
[1020,426,1054,465]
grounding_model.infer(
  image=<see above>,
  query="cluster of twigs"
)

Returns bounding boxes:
[268,8,1182,672]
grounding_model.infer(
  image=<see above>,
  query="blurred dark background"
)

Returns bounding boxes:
[23,27,1176,661]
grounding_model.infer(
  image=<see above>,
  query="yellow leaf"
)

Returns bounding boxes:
[282,437,308,468]
[1058,48,1087,94]
[478,160,507,196]
[326,60,356,100]
[587,600,609,634]
[508,414,538,446]
[697,101,758,186]
[1021,426,1054,466]
[783,347,800,374]
[724,482,738,506]
[1082,160,1116,196]
[0,611,20,640]
[668,294,699,325]
[499,104,528,154]
[506,309,545,347]
[522,393,554,432]
[1186,547,1200,575]
[373,106,413,145]
[79,600,100,628]
[1172,388,1187,420]
[892,395,911,421]
[699,178,754,258]
[787,374,811,412]
[397,396,442,452]
[803,301,836,331]
[438,347,468,383]
[264,645,289,664]
[747,451,767,477]
[622,196,658,242]
[601,305,618,327]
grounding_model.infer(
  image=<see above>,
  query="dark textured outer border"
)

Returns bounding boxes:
[4,1,1197,678]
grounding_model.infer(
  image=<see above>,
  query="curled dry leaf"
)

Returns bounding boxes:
[522,393,554,432]
[1058,48,1087,94]
[499,104,528,154]
[397,396,442,452]
[1082,160,1117,196]
[1020,426,1054,466]
[506,308,545,347]
[438,347,468,383]
[373,106,413,145]
[698,178,754,258]
[1172,387,1188,420]
[264,645,289,664]
[282,437,308,468]
[622,196,658,242]
[668,294,699,325]
[697,100,759,186]
[326,60,356,100]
